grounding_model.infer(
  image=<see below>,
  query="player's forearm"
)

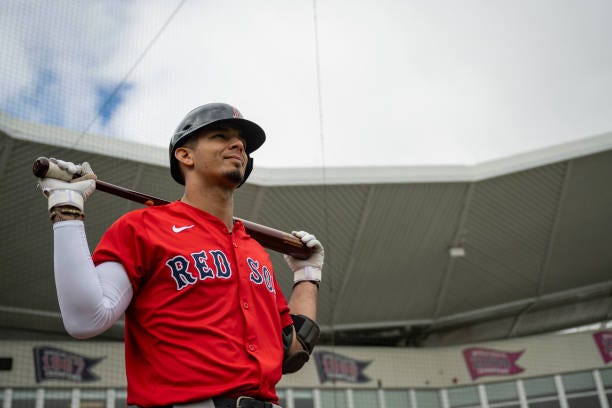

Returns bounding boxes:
[287,281,318,322]
[53,221,132,338]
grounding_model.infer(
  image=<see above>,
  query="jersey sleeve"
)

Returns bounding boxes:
[92,212,148,293]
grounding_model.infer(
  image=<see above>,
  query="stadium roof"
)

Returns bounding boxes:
[1,111,611,346]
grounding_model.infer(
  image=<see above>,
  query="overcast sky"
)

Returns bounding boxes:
[2,0,612,169]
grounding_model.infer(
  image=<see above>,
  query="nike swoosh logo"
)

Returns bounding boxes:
[172,224,194,233]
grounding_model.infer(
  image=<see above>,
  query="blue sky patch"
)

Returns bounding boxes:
[1,68,65,127]
[96,82,132,126]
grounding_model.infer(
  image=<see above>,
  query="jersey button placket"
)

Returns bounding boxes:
[234,235,257,354]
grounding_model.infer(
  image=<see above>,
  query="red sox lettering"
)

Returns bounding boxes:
[247,257,276,294]
[166,250,275,294]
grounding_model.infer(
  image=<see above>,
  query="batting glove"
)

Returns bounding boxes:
[284,230,324,284]
[39,160,96,211]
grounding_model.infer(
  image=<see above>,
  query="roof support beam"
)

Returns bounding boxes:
[433,182,475,318]
[332,185,376,324]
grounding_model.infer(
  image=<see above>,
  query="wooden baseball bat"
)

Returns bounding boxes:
[33,157,312,260]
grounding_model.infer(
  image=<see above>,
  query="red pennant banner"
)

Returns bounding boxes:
[314,351,371,383]
[593,330,612,364]
[463,347,525,380]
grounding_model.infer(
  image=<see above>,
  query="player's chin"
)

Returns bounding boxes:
[223,168,244,185]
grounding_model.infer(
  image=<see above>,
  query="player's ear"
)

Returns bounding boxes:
[175,146,194,167]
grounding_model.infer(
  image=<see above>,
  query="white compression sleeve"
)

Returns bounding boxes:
[53,220,133,338]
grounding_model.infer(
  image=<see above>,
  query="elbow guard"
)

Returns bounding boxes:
[282,314,320,374]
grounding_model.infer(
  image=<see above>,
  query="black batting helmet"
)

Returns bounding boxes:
[169,103,266,185]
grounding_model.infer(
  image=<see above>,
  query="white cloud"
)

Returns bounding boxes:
[315,0,612,166]
[2,0,612,168]
[0,0,133,136]
[0,4,34,101]
[107,0,322,167]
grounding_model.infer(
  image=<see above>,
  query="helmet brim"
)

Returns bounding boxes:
[213,118,266,154]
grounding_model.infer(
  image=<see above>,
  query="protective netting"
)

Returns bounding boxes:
[2,2,612,408]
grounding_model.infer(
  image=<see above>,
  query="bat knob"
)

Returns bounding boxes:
[33,157,50,178]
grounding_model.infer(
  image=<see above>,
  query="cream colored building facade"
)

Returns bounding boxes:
[1,330,611,407]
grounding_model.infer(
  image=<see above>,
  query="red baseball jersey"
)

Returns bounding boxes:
[92,201,292,407]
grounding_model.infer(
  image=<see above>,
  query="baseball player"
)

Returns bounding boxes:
[39,103,323,408]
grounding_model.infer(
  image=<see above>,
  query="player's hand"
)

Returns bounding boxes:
[39,160,96,211]
[284,231,324,284]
